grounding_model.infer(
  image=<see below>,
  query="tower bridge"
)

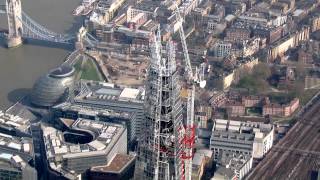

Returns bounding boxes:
[0,0,98,48]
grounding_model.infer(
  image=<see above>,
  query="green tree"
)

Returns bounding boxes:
[252,63,271,80]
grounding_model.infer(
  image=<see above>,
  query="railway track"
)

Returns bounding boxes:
[247,99,320,179]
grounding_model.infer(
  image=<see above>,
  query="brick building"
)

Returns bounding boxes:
[225,27,251,42]
[262,98,299,117]
[241,95,262,107]
[226,101,246,116]
[209,92,227,109]
[311,15,320,32]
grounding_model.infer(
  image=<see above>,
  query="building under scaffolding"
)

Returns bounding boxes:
[134,27,193,179]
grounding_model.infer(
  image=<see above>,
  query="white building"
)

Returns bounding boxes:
[210,119,274,161]
[252,124,274,159]
[215,41,232,57]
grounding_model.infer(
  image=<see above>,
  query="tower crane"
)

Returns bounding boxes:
[172,3,206,88]
[172,3,206,180]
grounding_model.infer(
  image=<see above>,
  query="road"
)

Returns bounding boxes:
[247,97,320,179]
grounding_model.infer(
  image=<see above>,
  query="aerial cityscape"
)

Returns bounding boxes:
[0,0,319,179]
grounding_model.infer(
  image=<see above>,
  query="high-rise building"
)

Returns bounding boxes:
[134,30,185,179]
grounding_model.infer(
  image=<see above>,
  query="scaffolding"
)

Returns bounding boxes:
[134,25,185,180]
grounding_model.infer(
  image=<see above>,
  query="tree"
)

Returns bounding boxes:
[295,60,306,80]
[252,63,271,80]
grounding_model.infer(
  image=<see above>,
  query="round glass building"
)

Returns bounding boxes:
[30,66,75,107]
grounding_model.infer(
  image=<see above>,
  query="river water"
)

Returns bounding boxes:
[0,0,82,109]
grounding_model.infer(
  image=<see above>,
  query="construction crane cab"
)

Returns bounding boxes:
[172,2,206,89]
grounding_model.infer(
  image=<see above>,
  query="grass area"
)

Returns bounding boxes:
[299,89,319,105]
[246,107,262,116]
[268,92,294,104]
[74,57,103,81]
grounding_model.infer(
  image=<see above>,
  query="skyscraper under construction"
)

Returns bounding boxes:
[134,28,193,179]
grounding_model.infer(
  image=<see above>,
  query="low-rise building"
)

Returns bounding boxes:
[214,153,253,180]
[262,98,299,117]
[225,27,251,42]
[214,41,232,58]
[226,101,246,116]
[88,153,135,180]
[209,92,227,109]
[210,119,274,161]
[241,96,262,107]
[192,149,213,180]
[195,106,213,129]
[268,26,310,61]
[311,15,320,32]
[0,153,37,180]
[0,109,36,180]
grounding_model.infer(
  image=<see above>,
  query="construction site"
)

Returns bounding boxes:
[133,3,205,178]
[101,51,149,86]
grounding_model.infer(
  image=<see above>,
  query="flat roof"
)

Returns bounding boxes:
[74,80,145,103]
[43,119,126,176]
[119,88,140,99]
[91,154,135,173]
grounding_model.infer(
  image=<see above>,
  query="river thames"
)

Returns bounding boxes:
[0,0,82,109]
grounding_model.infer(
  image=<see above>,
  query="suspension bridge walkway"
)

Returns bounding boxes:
[0,4,98,46]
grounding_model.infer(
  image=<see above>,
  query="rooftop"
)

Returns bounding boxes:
[43,119,125,177]
[53,101,133,119]
[49,66,75,78]
[74,80,145,103]
[0,104,36,135]
[0,153,31,172]
[212,119,273,140]
[220,152,252,170]
[0,130,33,160]
[91,153,135,173]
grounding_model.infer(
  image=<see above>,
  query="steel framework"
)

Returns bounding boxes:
[1,4,98,46]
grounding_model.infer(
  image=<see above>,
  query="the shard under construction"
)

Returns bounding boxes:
[134,27,194,180]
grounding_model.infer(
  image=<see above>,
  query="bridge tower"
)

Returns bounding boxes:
[6,0,23,48]
[75,27,87,50]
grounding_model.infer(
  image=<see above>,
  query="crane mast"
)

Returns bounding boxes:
[174,7,193,82]
[173,3,196,180]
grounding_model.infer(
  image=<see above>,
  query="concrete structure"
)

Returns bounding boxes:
[214,41,232,57]
[5,0,23,48]
[214,153,253,180]
[52,102,137,143]
[43,119,127,179]
[210,119,274,161]
[89,0,126,25]
[56,80,145,141]
[0,110,36,180]
[222,71,235,90]
[195,106,212,129]
[89,153,135,180]
[0,107,36,137]
[192,149,213,180]
[0,154,37,180]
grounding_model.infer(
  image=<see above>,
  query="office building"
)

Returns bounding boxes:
[43,119,127,179]
[210,119,274,160]
[53,80,145,141]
